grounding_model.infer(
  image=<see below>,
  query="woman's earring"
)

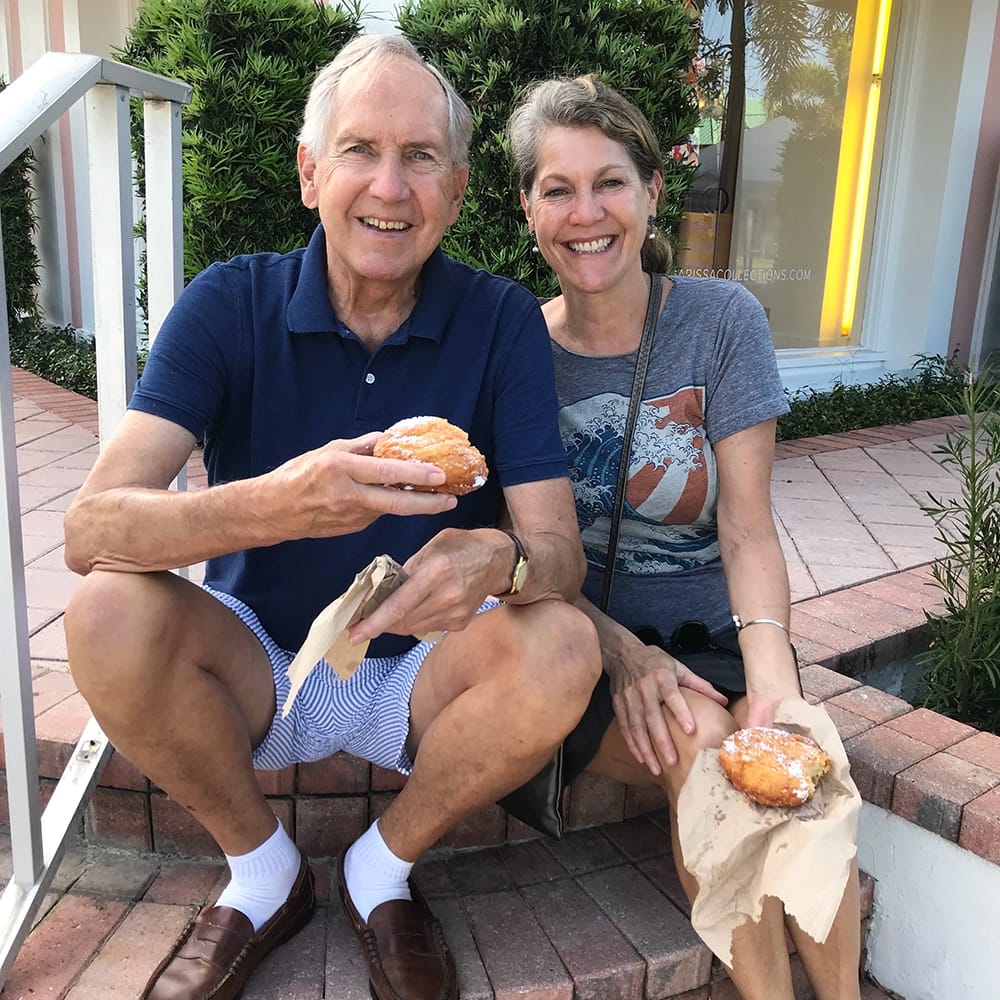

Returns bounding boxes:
[647,215,657,241]
[530,231,540,253]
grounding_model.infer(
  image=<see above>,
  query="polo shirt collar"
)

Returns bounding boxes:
[287,225,460,343]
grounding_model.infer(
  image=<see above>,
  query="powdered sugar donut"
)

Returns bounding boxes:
[373,416,489,496]
[718,727,832,807]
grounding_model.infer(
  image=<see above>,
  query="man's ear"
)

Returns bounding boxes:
[447,164,470,223]
[298,144,319,209]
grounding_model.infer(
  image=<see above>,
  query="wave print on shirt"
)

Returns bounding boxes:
[561,387,719,574]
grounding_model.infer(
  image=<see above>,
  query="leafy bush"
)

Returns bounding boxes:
[8,320,147,402]
[1,77,43,341]
[776,354,968,441]
[398,0,701,297]
[918,373,1000,735]
[115,0,362,287]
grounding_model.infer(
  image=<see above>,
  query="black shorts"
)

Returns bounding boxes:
[561,624,799,785]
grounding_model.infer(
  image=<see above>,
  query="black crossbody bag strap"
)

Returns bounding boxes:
[599,271,662,613]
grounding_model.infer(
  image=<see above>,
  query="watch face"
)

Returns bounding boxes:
[512,558,528,593]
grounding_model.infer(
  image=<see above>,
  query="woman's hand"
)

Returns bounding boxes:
[608,642,729,776]
[742,673,806,730]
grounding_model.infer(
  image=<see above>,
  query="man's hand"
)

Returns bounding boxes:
[264,432,458,539]
[348,527,503,644]
[609,643,728,776]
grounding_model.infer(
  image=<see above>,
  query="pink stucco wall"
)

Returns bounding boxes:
[949,4,1000,359]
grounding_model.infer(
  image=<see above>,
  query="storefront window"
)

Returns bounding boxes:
[677,0,894,350]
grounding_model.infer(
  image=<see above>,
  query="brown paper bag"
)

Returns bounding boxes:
[281,555,443,718]
[677,700,861,966]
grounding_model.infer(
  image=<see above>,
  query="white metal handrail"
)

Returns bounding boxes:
[0,52,190,986]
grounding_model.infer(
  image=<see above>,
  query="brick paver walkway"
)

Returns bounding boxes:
[1,367,950,998]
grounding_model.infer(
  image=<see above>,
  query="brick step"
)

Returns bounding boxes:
[2,815,880,999]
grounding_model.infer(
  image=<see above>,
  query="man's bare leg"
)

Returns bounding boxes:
[378,599,601,857]
[65,569,279,854]
[584,693,797,1000]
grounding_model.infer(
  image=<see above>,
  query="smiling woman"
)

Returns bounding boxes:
[505,74,865,1000]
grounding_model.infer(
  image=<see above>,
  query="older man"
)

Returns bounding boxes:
[63,35,600,1000]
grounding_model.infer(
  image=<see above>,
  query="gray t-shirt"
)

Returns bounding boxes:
[551,275,789,637]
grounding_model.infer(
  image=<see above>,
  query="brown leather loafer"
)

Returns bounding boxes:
[337,849,457,1000]
[142,854,315,1000]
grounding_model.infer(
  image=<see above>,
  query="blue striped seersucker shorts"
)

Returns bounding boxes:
[204,586,500,776]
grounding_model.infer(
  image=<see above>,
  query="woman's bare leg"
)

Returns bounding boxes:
[584,692,795,1000]
[728,698,862,1000]
[785,859,862,1000]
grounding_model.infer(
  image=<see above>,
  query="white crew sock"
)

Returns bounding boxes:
[214,820,302,932]
[343,819,413,923]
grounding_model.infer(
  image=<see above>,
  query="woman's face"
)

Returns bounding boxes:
[521,125,661,296]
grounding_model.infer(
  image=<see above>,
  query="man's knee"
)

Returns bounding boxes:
[65,570,176,704]
[508,600,601,716]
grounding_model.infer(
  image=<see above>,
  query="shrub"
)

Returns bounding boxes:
[115,0,362,289]
[918,372,1000,735]
[398,0,701,297]
[776,354,968,441]
[1,77,43,341]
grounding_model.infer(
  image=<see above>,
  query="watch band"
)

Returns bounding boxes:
[499,529,528,596]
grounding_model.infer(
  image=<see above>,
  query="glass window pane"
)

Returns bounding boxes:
[676,0,893,351]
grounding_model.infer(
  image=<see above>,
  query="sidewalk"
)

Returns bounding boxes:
[3,365,958,999]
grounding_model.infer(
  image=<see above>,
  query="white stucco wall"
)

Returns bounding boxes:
[775,0,999,392]
[856,0,997,382]
[857,803,1000,1000]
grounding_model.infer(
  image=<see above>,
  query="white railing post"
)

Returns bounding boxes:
[142,97,188,519]
[0,224,43,888]
[143,98,183,347]
[85,82,136,445]
[0,54,191,988]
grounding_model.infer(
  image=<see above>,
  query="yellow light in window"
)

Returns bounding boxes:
[841,78,883,336]
[820,0,893,342]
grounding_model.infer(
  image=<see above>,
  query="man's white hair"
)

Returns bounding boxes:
[298,35,473,166]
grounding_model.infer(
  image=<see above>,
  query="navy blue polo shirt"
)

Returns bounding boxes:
[130,225,568,655]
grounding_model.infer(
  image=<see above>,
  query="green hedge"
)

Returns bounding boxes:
[398,0,701,297]
[1,77,43,341]
[115,0,362,287]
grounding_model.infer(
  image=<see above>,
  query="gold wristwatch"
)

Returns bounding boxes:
[499,529,528,596]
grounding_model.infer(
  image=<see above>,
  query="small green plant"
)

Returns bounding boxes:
[116,0,362,290]
[918,370,1000,734]
[398,0,701,297]
[776,353,968,441]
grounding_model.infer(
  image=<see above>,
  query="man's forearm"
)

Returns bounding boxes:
[64,479,281,575]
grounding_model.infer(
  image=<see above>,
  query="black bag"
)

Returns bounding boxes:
[496,744,565,839]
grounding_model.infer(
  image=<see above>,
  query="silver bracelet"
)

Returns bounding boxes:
[732,614,789,635]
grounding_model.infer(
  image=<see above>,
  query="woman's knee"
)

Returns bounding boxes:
[671,697,739,772]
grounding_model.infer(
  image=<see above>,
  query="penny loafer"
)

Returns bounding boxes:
[337,849,457,1000]
[142,854,315,1000]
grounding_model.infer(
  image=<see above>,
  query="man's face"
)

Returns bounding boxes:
[298,58,468,293]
